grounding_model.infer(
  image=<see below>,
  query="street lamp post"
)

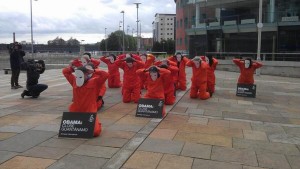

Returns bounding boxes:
[121,11,125,53]
[119,21,122,31]
[134,2,141,51]
[30,0,37,58]
[105,28,107,52]
[256,0,263,76]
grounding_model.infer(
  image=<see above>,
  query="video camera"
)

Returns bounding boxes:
[26,59,46,74]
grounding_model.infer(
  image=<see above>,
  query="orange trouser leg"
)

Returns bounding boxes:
[132,86,141,103]
[190,85,199,98]
[122,87,132,103]
[165,91,175,105]
[207,81,215,93]
[93,115,102,137]
[199,90,210,100]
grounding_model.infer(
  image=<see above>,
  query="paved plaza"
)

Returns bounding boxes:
[0,67,300,169]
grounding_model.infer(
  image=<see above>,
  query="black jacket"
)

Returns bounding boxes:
[10,50,25,69]
[21,62,40,87]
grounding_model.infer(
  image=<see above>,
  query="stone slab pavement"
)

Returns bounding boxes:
[0,66,299,169]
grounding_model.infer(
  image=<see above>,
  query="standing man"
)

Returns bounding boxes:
[9,42,25,89]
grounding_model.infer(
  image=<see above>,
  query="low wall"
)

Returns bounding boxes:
[218,60,300,78]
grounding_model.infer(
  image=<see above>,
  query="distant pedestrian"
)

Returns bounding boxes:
[9,42,25,89]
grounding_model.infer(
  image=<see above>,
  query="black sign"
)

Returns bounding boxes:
[236,84,256,98]
[136,98,164,118]
[58,112,96,138]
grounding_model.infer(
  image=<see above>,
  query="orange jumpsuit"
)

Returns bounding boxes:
[186,61,210,100]
[136,68,171,117]
[201,56,218,93]
[233,59,263,84]
[140,54,156,89]
[62,67,108,137]
[115,59,145,103]
[71,58,106,109]
[100,57,122,88]
[154,60,178,105]
[168,56,189,90]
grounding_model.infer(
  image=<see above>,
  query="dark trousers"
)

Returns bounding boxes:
[11,69,20,87]
[26,84,48,97]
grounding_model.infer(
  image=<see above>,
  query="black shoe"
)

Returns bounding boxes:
[16,85,23,88]
[21,90,28,98]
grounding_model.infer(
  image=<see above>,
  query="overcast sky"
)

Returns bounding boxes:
[0,0,175,44]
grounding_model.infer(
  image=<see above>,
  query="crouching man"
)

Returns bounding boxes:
[21,59,48,98]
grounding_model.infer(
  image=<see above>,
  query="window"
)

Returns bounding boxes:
[161,33,163,35]
[161,23,163,25]
[180,19,183,27]
[167,28,169,30]
[167,33,169,35]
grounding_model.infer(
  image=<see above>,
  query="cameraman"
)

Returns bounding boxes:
[9,42,25,89]
[20,59,48,98]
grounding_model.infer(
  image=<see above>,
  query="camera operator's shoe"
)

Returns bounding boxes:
[21,90,27,98]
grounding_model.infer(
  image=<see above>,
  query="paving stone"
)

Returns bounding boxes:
[170,106,187,114]
[283,126,300,137]
[208,119,230,128]
[251,123,285,134]
[138,121,159,135]
[39,138,86,149]
[123,151,163,169]
[188,116,208,125]
[186,108,204,115]
[0,130,57,152]
[238,100,253,105]
[211,146,258,166]
[0,132,16,140]
[115,115,151,125]
[0,151,18,164]
[268,133,300,144]
[286,155,300,169]
[123,133,147,150]
[0,125,32,133]
[100,130,136,139]
[242,166,268,169]
[0,156,55,169]
[177,102,199,108]
[164,114,189,123]
[243,130,268,141]
[233,138,300,155]
[229,120,252,130]
[71,144,119,158]
[257,152,291,169]
[47,154,107,169]
[181,142,211,159]
[157,154,193,169]
[102,149,134,169]
[192,159,242,169]
[85,137,128,148]
[21,146,72,160]
[174,131,232,147]
[106,124,144,132]
[204,110,223,117]
[149,128,177,140]
[32,124,60,132]
[138,138,184,155]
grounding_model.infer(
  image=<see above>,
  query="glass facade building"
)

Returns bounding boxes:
[175,0,300,60]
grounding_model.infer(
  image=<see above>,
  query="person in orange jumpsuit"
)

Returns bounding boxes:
[186,56,210,100]
[100,54,122,88]
[115,56,145,103]
[136,66,171,117]
[233,58,263,84]
[70,53,106,109]
[168,52,189,90]
[201,55,218,95]
[62,63,108,137]
[154,59,178,105]
[139,53,156,89]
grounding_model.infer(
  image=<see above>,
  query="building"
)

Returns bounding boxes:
[152,13,176,43]
[175,0,300,60]
[140,38,153,51]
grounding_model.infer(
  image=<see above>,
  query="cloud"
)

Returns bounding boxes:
[0,0,175,44]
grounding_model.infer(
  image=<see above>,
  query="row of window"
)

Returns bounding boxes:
[160,33,173,35]
[176,37,188,46]
[161,18,174,21]
[161,23,173,26]
[161,38,173,40]
[161,28,173,30]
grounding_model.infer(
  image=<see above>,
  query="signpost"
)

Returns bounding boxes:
[236,84,257,98]
[58,112,96,138]
[136,98,164,118]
